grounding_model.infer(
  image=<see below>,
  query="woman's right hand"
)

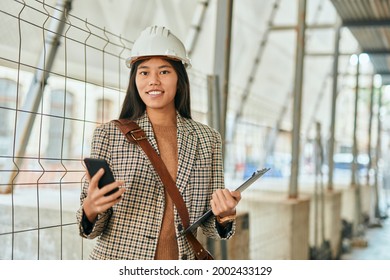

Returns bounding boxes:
[82,168,125,223]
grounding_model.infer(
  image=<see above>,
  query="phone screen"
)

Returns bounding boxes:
[83,158,118,196]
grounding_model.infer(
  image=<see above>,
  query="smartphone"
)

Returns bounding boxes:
[83,157,119,196]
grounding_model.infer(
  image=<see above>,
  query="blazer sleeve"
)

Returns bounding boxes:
[76,124,113,239]
[199,129,236,240]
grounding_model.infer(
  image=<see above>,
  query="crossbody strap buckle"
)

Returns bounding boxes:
[130,128,147,141]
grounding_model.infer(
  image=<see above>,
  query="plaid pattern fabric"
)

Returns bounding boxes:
[76,113,235,260]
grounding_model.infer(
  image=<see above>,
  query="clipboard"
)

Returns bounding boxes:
[179,167,270,236]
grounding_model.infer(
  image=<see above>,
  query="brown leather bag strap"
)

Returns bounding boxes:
[112,119,212,260]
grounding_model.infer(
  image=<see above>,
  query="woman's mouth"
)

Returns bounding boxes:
[147,90,163,95]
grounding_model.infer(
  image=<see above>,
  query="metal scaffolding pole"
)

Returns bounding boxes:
[289,0,306,199]
[207,75,221,132]
[351,56,360,187]
[327,20,341,191]
[351,55,363,239]
[265,0,327,168]
[213,0,233,160]
[366,75,375,186]
[373,85,383,219]
[213,0,234,260]
[185,0,209,57]
[3,0,72,193]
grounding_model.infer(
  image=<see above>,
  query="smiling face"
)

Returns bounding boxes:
[135,57,178,116]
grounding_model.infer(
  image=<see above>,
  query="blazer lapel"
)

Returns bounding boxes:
[137,113,159,154]
[133,114,164,184]
[176,115,197,193]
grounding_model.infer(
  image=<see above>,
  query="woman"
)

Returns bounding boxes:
[77,25,241,260]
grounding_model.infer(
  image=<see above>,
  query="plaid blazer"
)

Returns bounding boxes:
[76,113,235,260]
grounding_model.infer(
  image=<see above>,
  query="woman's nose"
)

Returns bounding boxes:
[148,80,158,86]
[148,73,160,86]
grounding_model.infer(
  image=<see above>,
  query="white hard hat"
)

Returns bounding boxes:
[126,25,191,69]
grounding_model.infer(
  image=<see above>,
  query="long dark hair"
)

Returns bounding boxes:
[119,58,192,120]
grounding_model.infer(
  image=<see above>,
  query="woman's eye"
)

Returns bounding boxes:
[139,71,148,76]
[160,70,169,75]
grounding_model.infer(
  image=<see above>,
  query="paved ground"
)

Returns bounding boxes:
[341,208,390,260]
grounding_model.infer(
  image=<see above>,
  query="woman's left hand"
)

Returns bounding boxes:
[210,189,241,218]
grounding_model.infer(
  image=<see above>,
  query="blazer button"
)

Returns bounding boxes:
[182,254,188,260]
[177,224,183,232]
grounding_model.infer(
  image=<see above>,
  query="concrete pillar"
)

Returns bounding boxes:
[239,190,310,259]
